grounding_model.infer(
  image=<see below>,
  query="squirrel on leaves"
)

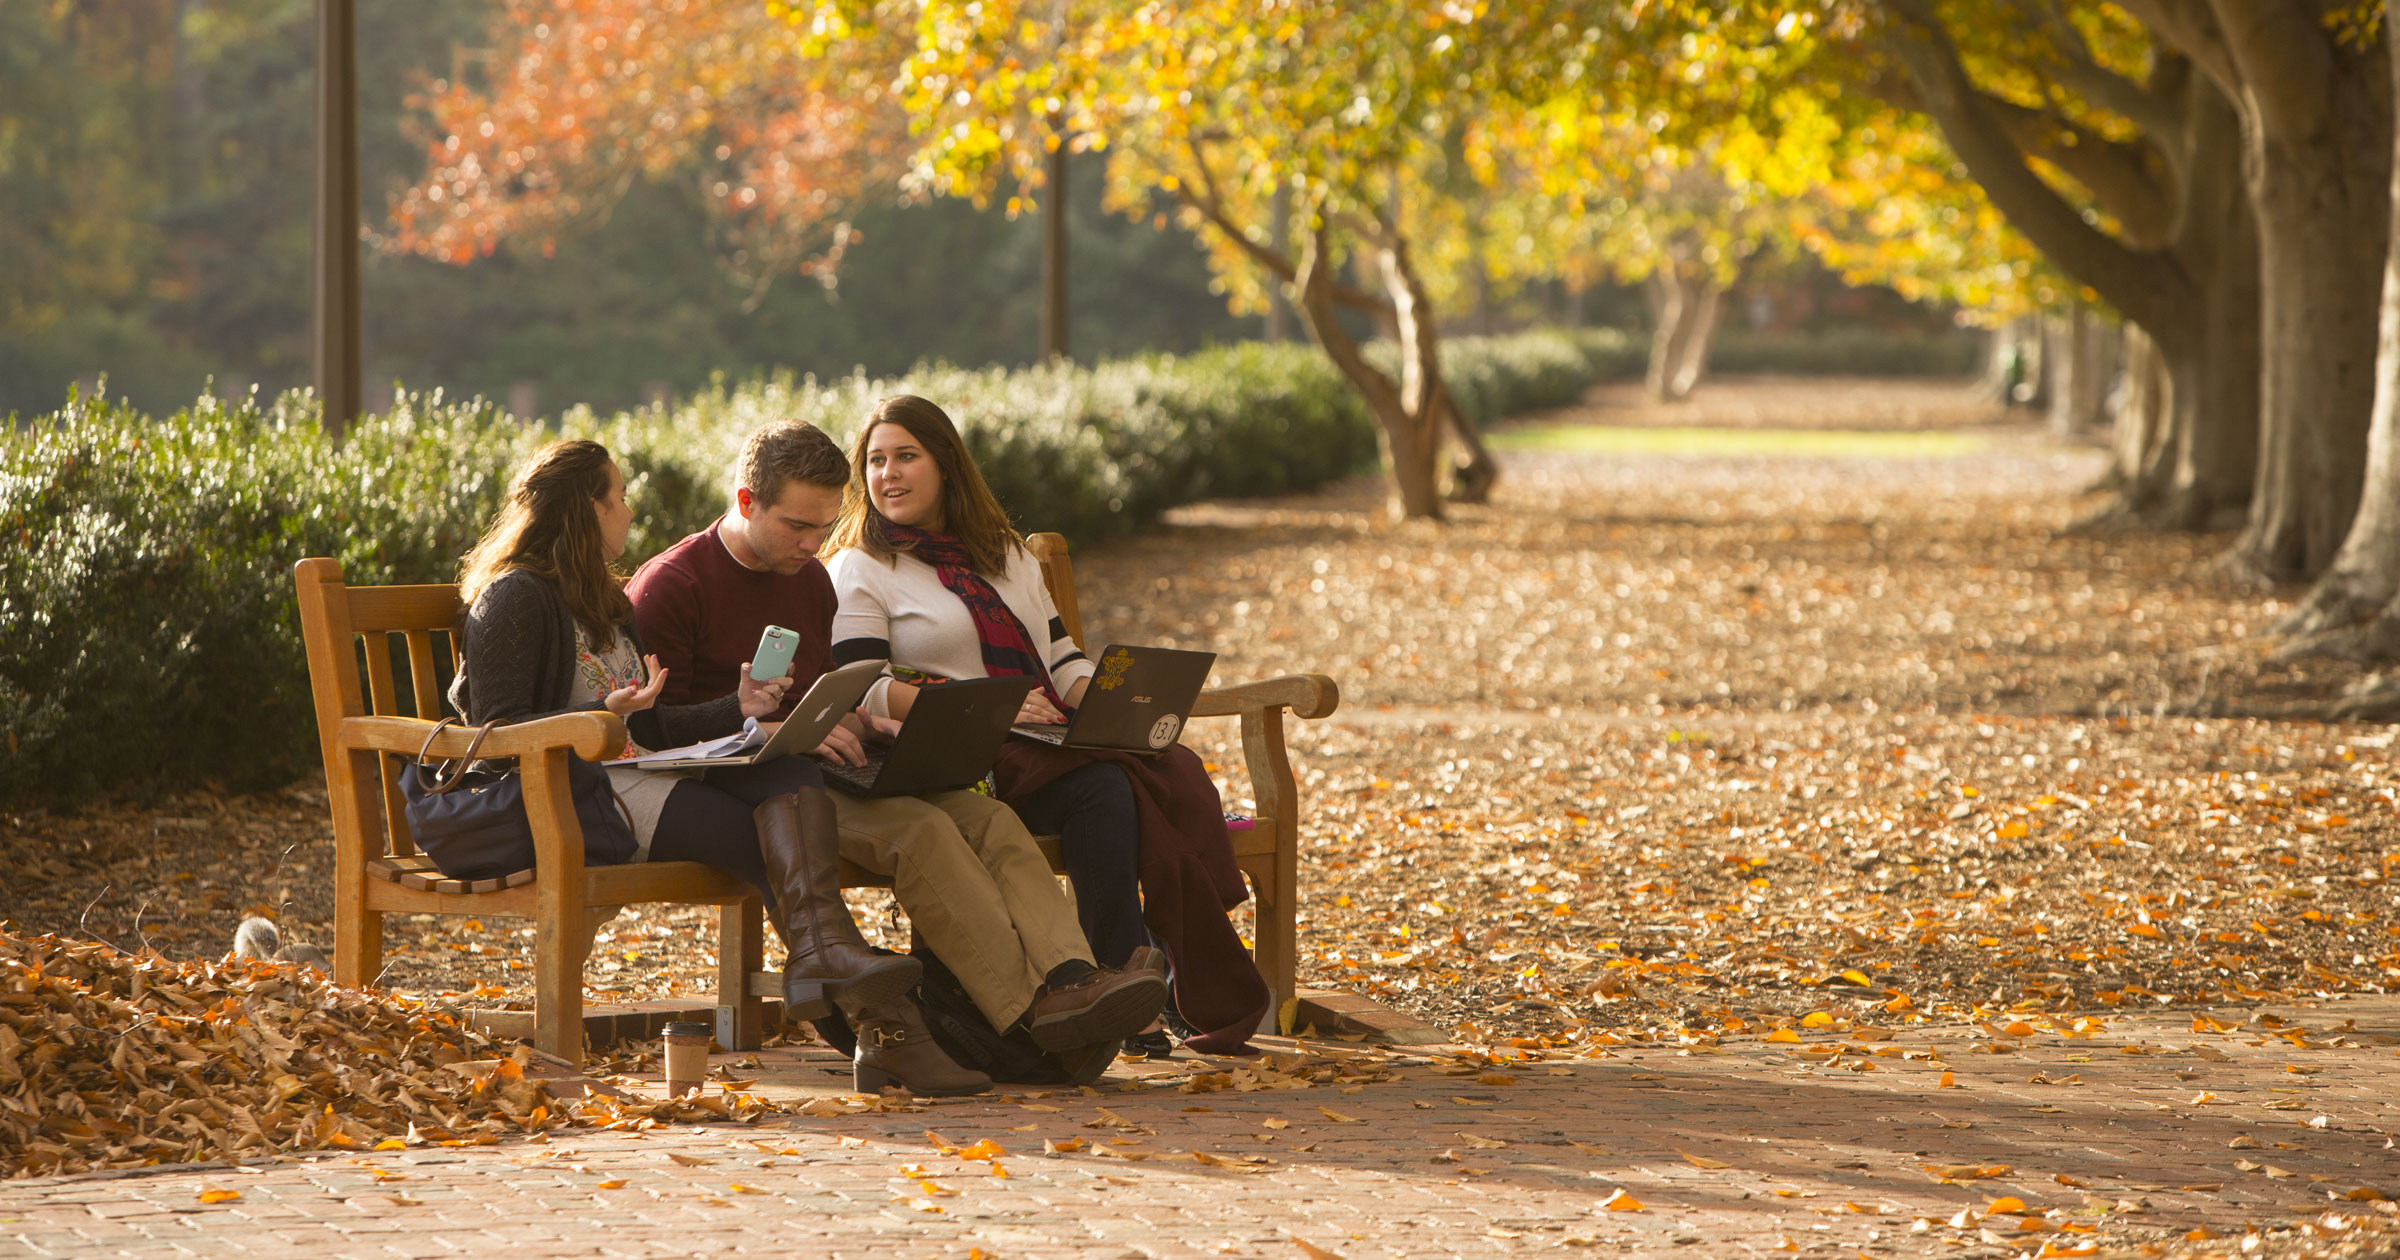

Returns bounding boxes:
[231,916,330,971]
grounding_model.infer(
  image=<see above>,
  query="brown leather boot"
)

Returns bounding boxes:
[756,789,920,1022]
[850,995,993,1097]
[1050,1037,1122,1087]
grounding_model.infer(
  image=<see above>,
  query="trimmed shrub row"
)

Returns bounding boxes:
[1,329,1632,806]
[1708,327,1983,378]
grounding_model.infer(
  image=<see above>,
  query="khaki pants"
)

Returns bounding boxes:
[828,789,1090,1028]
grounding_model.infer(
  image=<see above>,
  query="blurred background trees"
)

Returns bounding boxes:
[0,0,1253,420]
[1,0,1975,428]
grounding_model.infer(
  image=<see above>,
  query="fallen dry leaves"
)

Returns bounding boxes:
[5,381,2399,1086]
[0,927,800,1178]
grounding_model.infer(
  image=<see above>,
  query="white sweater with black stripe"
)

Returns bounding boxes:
[824,544,1096,720]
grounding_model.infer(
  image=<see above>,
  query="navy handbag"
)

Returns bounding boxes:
[399,717,638,879]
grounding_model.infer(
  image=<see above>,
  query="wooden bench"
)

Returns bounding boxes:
[293,536,1336,1061]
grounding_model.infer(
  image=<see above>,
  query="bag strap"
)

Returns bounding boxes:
[413,717,499,795]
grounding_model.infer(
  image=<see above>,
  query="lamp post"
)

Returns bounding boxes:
[1041,133,1068,364]
[313,0,362,437]
[1038,0,1070,364]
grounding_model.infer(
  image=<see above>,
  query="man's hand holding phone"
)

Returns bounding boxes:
[735,625,801,719]
[734,666,790,719]
[750,625,800,681]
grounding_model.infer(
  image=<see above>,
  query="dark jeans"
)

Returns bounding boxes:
[1007,762,1152,969]
[651,755,825,907]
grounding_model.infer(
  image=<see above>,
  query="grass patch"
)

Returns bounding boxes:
[1492,424,2000,459]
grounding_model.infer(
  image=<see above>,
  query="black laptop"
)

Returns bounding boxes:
[1012,645,1215,756]
[813,675,1037,796]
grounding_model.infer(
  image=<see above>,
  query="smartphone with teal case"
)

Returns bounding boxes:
[750,625,800,681]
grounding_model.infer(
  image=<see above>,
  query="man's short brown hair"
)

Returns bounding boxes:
[736,420,848,505]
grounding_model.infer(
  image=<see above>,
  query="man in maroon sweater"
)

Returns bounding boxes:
[627,421,1164,1089]
[625,439,852,739]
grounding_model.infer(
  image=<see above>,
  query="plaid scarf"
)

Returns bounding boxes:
[890,524,1067,710]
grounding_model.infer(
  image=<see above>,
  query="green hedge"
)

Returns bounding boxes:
[1,329,1625,806]
[1421,328,1644,424]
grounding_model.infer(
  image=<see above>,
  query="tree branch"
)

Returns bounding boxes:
[1333,208,1397,251]
[1978,92,2177,248]
[1172,139,1389,314]
[2112,0,2244,104]
[2205,0,2334,140]
[2010,0,2189,152]
[1293,217,1411,443]
[1877,0,2197,349]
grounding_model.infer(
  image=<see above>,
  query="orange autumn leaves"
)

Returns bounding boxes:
[388,0,907,292]
[0,927,800,1178]
[1271,709,2392,1050]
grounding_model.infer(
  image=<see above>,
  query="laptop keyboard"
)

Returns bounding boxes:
[814,755,886,793]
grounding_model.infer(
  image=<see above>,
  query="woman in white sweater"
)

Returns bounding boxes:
[822,395,1269,1056]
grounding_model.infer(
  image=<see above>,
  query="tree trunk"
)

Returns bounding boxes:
[2158,90,2262,531]
[1976,324,2013,401]
[1377,233,1496,504]
[2224,166,2390,575]
[2048,304,2118,438]
[1265,184,1293,343]
[2083,74,2260,530]
[2280,16,2400,663]
[1291,223,1443,520]
[1668,276,1722,399]
[2020,312,2062,411]
[1645,265,1721,402]
[2214,25,2393,580]
[1996,317,2040,405]
[2106,322,2173,504]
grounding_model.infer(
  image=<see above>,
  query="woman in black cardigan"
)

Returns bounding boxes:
[448,439,983,1094]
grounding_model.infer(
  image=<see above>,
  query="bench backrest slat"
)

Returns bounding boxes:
[406,631,447,723]
[1025,532,1084,653]
[296,559,467,863]
[345,583,466,635]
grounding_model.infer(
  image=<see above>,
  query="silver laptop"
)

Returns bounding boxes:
[627,658,886,770]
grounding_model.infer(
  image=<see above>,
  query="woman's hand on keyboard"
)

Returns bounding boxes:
[814,718,870,766]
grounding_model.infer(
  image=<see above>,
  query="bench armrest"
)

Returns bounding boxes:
[1182,671,1335,1032]
[339,711,628,763]
[1192,673,1340,721]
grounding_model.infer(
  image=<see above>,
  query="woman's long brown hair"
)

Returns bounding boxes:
[822,395,1021,575]
[458,438,633,647]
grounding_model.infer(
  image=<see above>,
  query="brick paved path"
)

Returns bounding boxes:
[10,1000,2399,1258]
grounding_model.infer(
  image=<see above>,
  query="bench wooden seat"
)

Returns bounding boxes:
[366,856,538,895]
[294,533,1336,1062]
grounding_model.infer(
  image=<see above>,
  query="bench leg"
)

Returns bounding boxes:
[1248,849,1298,1035]
[1241,707,1301,1035]
[333,879,381,991]
[331,751,384,990]
[534,892,584,1063]
[716,899,766,1051]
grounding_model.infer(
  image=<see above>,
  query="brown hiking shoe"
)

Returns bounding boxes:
[1022,965,1169,1053]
